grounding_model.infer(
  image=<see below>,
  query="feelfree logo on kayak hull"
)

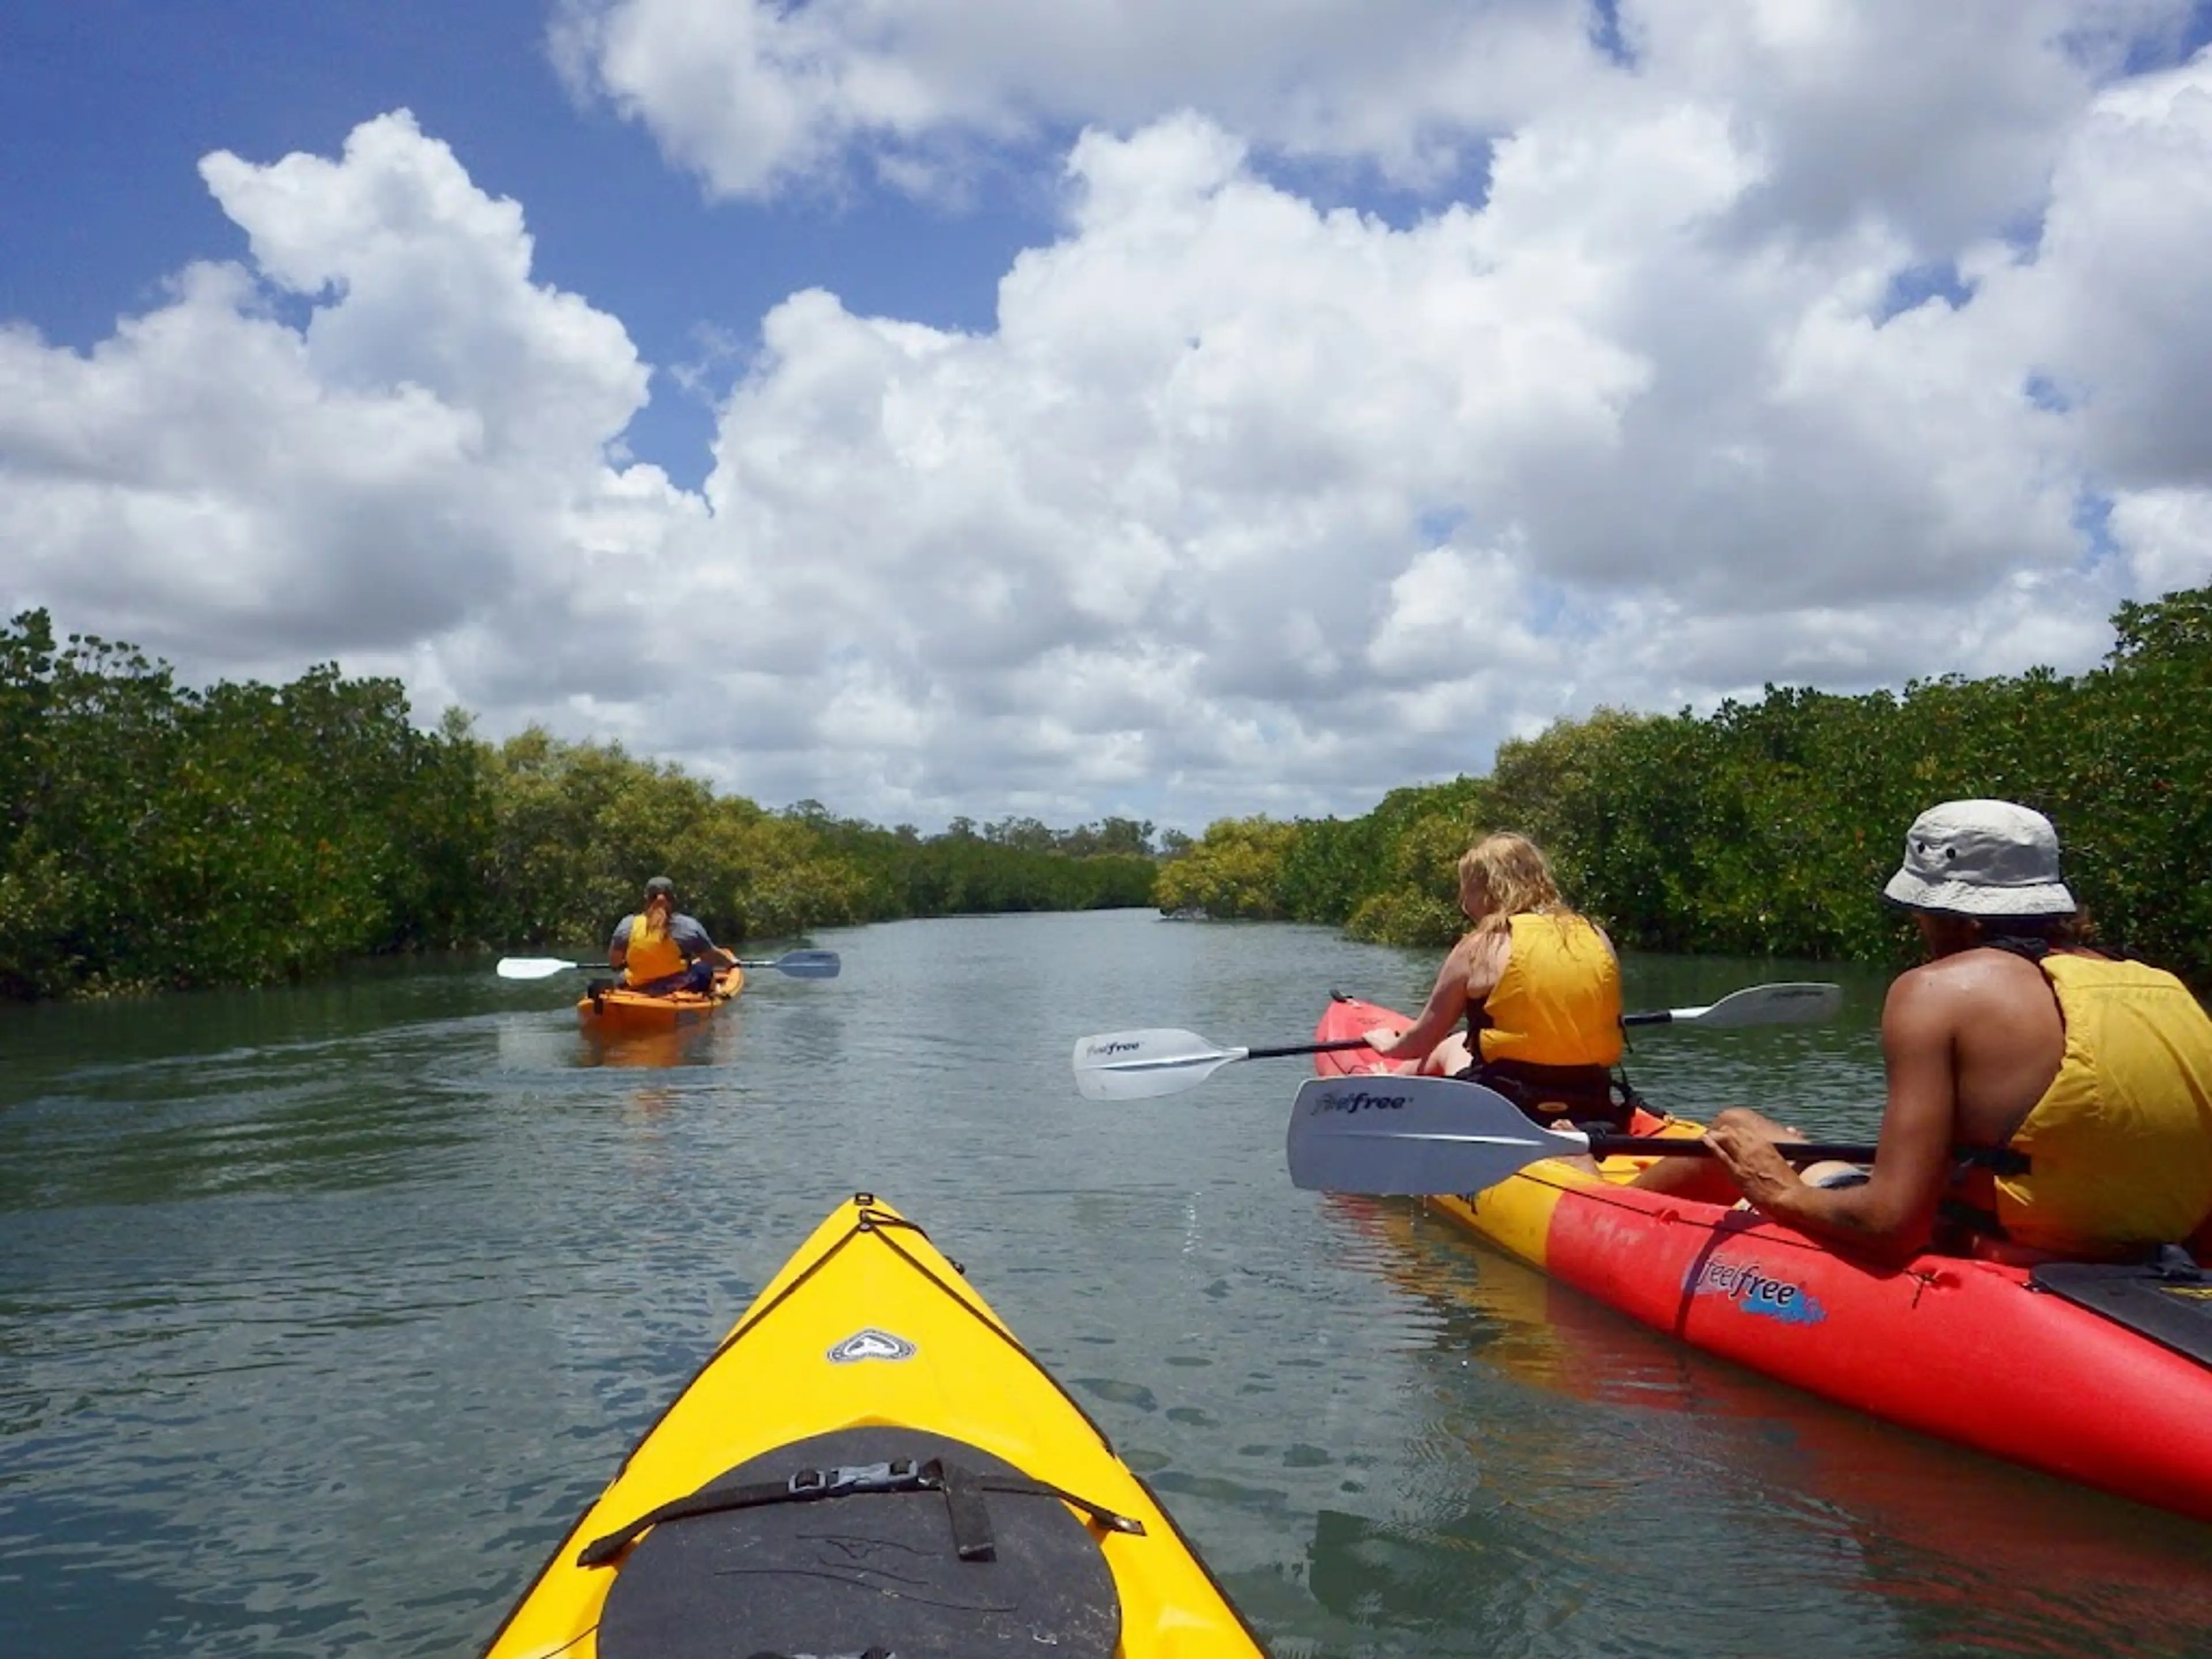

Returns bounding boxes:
[827,1328,917,1363]
[1688,1259,1827,1326]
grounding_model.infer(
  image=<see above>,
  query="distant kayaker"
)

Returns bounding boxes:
[1644,800,2212,1263]
[1361,831,1637,1127]
[608,876,736,995]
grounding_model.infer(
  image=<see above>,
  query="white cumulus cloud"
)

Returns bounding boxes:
[5,10,2212,833]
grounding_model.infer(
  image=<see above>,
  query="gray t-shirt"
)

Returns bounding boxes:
[609,912,717,958]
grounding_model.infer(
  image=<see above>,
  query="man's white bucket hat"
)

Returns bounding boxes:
[1881,800,2076,918]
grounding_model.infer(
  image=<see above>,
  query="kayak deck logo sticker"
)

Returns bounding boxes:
[1687,1259,1827,1326]
[828,1328,918,1364]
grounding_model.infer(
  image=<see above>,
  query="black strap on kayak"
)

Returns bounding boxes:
[576,1456,1144,1569]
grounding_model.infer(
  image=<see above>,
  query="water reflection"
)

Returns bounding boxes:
[574,1022,726,1073]
[6,918,2210,1659]
[1316,1194,2212,1657]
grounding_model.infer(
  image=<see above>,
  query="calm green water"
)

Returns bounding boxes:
[3,910,2210,1657]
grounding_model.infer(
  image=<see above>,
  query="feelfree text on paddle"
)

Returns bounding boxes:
[1304,1086,1415,1116]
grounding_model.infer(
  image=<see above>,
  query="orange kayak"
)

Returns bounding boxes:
[576,965,745,1033]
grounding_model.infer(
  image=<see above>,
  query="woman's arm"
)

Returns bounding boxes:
[1369,929,1510,1067]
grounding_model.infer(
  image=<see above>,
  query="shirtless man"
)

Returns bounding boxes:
[1647,801,2212,1264]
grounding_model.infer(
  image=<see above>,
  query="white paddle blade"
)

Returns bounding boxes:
[496,957,578,981]
[1286,1077,1589,1195]
[1070,1029,1247,1101]
[1681,982,1842,1028]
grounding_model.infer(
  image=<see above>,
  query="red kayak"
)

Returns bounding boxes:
[1314,994,2212,1522]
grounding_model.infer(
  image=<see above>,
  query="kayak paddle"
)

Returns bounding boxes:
[1284,1074,1877,1195]
[495,949,842,981]
[1623,982,1841,1029]
[1071,1030,1369,1100]
[1069,981,1843,1101]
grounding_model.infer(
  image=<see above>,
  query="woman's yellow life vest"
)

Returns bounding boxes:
[623,912,688,986]
[1476,912,1625,1069]
[1992,953,2212,1256]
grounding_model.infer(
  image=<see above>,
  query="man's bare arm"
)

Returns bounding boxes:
[1705,968,1961,1260]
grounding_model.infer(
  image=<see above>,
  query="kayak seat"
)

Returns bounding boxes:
[593,1425,1125,1659]
[1455,1057,1646,1134]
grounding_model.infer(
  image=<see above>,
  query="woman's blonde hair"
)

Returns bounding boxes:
[1459,832,1569,932]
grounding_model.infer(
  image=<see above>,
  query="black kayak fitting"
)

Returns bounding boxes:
[593,1425,1132,1659]
[2033,1245,2212,1367]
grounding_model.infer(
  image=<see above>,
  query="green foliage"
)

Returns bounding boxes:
[467,732,1160,946]
[1277,777,1486,935]
[1157,585,2212,990]
[802,805,1156,917]
[0,611,482,996]
[0,614,1165,999]
[12,582,2208,997]
[1154,817,1300,919]
[1343,807,1471,947]
[2069,589,2212,973]
[0,606,1176,999]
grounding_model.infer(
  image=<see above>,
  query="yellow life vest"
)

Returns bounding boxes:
[1993,953,2212,1257]
[623,912,688,986]
[1477,912,1625,1069]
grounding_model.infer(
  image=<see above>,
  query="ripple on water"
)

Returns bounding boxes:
[7,926,2211,1659]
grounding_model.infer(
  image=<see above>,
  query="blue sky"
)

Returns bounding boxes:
[3,0,1050,489]
[4,2,2211,832]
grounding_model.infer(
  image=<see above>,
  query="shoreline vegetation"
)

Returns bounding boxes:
[1162,584,2210,991]
[2,584,2205,1002]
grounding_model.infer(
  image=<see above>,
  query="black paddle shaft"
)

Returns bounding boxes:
[1247,1038,1373,1061]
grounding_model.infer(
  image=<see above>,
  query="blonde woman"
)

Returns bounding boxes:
[1365,832,1631,1126]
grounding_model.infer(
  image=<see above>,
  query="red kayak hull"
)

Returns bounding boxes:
[1314,994,2212,1523]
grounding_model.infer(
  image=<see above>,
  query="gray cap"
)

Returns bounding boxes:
[643,875,675,896]
[1881,800,2075,918]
